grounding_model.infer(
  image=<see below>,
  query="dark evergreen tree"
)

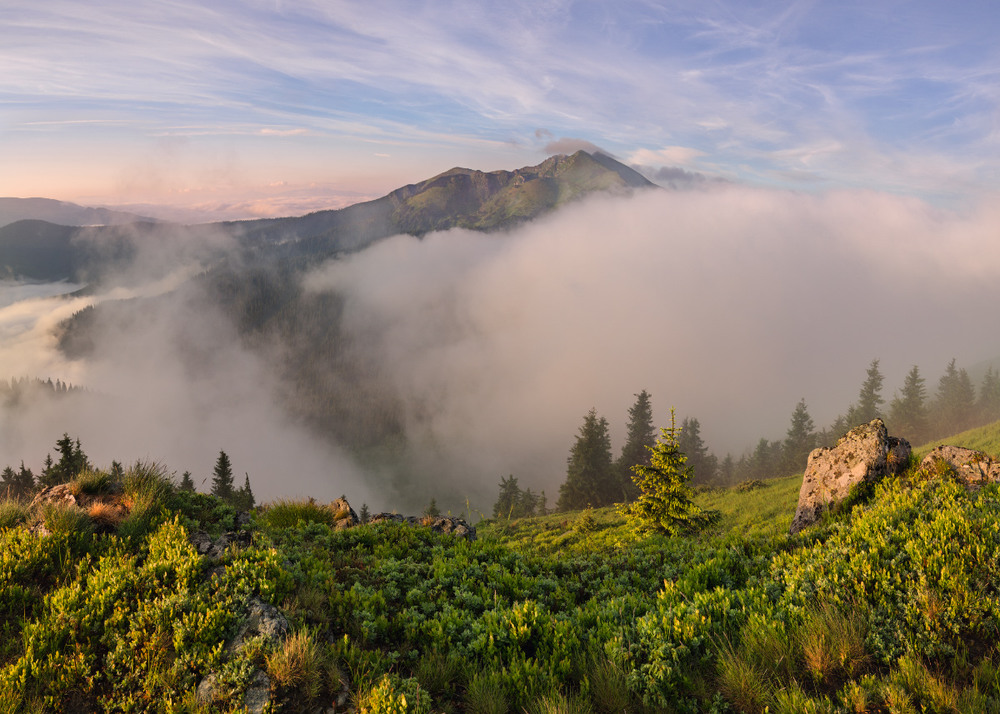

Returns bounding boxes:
[110,460,124,480]
[179,471,195,492]
[621,410,716,535]
[558,409,617,511]
[978,367,1000,425]
[747,438,780,481]
[615,390,656,501]
[783,399,816,475]
[233,473,255,510]
[933,359,976,436]
[854,359,885,424]
[493,475,538,519]
[211,450,235,504]
[39,433,90,487]
[718,454,736,486]
[678,417,717,484]
[424,498,441,518]
[888,365,929,445]
[359,503,371,523]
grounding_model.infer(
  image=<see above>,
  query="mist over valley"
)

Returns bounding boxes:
[3,154,999,513]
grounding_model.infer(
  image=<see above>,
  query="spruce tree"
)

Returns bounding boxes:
[888,365,929,444]
[558,409,616,511]
[783,399,816,475]
[854,359,885,424]
[211,450,235,504]
[616,391,656,501]
[978,367,1000,425]
[424,498,441,518]
[179,471,195,492]
[234,473,255,510]
[933,359,976,436]
[678,417,718,484]
[621,410,715,535]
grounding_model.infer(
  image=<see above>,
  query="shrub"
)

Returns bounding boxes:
[38,501,93,537]
[259,499,335,529]
[69,469,114,496]
[267,629,324,703]
[357,675,432,714]
[0,499,29,529]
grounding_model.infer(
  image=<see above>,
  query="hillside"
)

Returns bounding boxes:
[3,422,1000,711]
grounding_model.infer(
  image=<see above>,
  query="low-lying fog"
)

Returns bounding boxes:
[3,185,999,511]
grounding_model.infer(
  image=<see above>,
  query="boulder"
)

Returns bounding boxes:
[790,419,910,534]
[329,497,359,529]
[920,445,1000,488]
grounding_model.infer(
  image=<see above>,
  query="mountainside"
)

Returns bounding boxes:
[0,197,156,229]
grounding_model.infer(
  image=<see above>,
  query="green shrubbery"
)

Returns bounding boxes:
[4,426,1000,711]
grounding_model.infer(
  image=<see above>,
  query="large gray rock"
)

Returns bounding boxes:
[920,445,1000,488]
[790,419,910,534]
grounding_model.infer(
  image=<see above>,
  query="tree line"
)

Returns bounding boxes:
[1,435,256,511]
[492,356,1000,518]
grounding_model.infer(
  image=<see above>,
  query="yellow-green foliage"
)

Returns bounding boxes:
[259,498,336,529]
[357,675,432,714]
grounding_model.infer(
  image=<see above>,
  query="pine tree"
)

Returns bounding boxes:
[888,365,929,444]
[854,359,885,424]
[783,399,816,475]
[493,475,537,519]
[678,416,717,484]
[179,471,195,492]
[615,390,656,501]
[211,450,235,504]
[359,503,371,523]
[558,409,617,511]
[621,410,716,535]
[718,454,736,486]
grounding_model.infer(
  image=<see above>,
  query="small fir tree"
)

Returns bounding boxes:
[179,471,195,492]
[978,367,1000,425]
[424,498,441,518]
[621,410,716,536]
[359,503,371,523]
[211,450,235,504]
[678,416,718,484]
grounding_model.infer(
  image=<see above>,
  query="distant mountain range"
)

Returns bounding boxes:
[0,198,156,230]
[0,151,654,282]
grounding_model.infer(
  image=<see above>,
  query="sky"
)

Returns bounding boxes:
[3,0,1000,218]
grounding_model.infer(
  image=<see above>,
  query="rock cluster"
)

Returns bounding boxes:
[368,512,477,541]
[790,419,911,534]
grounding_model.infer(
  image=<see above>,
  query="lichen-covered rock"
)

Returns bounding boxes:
[29,484,79,509]
[920,445,1000,488]
[790,419,910,534]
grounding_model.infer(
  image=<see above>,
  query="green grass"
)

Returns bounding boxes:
[918,418,1000,458]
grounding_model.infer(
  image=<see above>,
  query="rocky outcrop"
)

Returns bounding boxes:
[329,497,359,529]
[920,445,1000,488]
[369,512,477,541]
[790,419,911,534]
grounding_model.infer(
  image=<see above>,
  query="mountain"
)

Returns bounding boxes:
[0,198,156,229]
[228,150,655,255]
[0,151,654,282]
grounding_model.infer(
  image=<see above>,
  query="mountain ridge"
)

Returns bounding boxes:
[0,151,654,282]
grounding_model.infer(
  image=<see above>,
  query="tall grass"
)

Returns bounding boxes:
[0,499,30,529]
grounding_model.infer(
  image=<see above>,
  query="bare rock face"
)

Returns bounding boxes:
[790,419,911,534]
[920,445,1000,488]
[329,497,359,529]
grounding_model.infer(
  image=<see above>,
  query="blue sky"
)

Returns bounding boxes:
[3,0,999,216]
